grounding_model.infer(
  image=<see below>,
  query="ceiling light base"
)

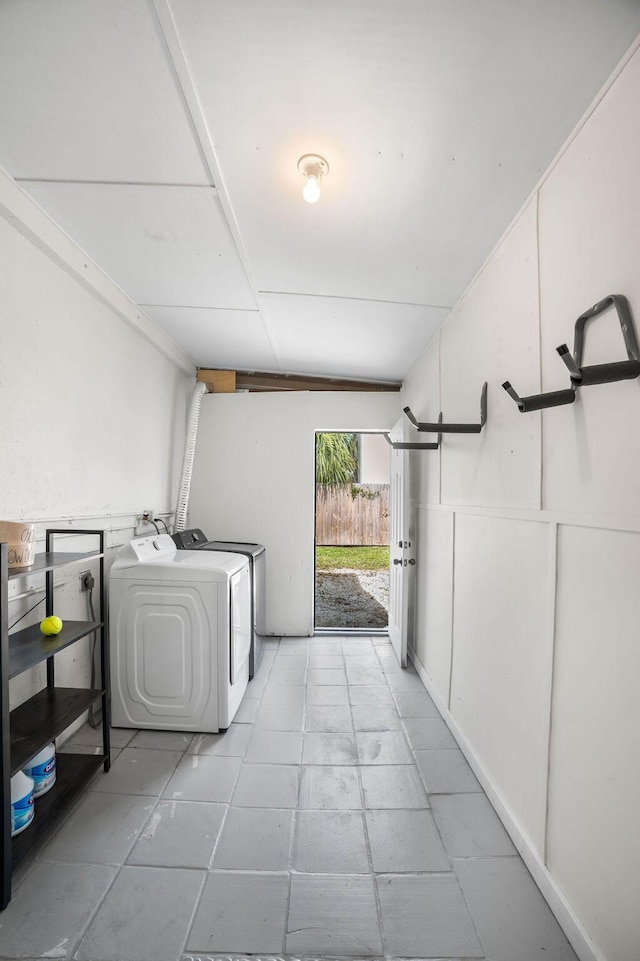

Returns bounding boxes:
[297,154,329,179]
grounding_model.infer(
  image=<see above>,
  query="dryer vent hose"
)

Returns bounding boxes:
[175,381,208,532]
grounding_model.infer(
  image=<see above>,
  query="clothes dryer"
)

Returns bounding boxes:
[109,534,251,732]
[171,529,265,677]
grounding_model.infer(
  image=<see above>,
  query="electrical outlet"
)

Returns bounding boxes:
[79,570,93,592]
[141,509,155,522]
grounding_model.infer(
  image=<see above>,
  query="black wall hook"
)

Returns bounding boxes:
[502,381,576,412]
[381,414,443,450]
[556,346,640,386]
[556,294,640,387]
[403,383,488,434]
[503,294,640,413]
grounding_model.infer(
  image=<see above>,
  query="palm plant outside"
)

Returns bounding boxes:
[315,432,358,487]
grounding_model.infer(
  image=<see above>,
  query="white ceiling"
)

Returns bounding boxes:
[1,0,640,383]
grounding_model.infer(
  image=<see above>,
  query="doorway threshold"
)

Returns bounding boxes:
[313,627,389,636]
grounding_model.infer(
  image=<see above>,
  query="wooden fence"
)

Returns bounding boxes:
[315,484,390,546]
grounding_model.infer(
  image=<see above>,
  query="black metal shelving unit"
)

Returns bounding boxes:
[0,529,110,909]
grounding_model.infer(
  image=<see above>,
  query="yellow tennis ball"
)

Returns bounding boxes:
[40,616,63,636]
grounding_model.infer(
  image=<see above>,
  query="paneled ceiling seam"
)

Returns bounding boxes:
[16,179,215,189]
[259,289,453,311]
[152,0,281,371]
[140,303,261,312]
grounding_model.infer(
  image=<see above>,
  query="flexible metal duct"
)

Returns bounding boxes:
[174,381,208,532]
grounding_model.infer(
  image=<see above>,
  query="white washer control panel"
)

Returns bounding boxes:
[127,534,176,562]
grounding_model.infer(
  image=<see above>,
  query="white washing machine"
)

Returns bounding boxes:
[109,534,251,732]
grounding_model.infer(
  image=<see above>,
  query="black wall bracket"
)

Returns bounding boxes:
[556,294,640,386]
[381,414,443,450]
[403,382,488,434]
[503,294,640,413]
[502,382,576,413]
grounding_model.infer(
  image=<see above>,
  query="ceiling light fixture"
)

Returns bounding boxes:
[297,154,329,204]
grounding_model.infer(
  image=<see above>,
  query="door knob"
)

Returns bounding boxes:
[393,558,402,565]
[408,558,416,566]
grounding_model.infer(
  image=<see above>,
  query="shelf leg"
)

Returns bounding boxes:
[1,544,12,909]
[98,535,110,772]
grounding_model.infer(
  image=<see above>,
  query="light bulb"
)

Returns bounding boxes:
[303,174,321,204]
[297,154,329,203]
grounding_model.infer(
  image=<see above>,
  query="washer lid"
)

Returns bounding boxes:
[110,536,249,581]
[170,550,249,578]
[203,541,265,558]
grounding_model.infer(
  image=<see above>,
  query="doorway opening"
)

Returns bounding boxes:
[314,431,390,631]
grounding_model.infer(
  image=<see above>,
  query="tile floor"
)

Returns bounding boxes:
[0,635,579,961]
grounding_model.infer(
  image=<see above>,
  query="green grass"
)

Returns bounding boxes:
[315,546,390,571]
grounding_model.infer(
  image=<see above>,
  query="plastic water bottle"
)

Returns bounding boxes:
[11,771,35,836]
[23,743,56,797]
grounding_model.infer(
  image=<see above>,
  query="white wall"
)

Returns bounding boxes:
[358,432,390,484]
[0,169,195,709]
[189,391,400,636]
[403,38,640,961]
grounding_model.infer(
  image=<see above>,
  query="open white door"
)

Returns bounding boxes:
[387,420,414,668]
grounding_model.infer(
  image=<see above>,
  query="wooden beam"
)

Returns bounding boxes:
[234,371,401,392]
[196,369,236,392]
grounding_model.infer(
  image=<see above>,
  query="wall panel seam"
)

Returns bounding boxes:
[438,329,443,506]
[543,521,559,865]
[447,510,456,710]
[535,189,544,512]
[415,502,640,534]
